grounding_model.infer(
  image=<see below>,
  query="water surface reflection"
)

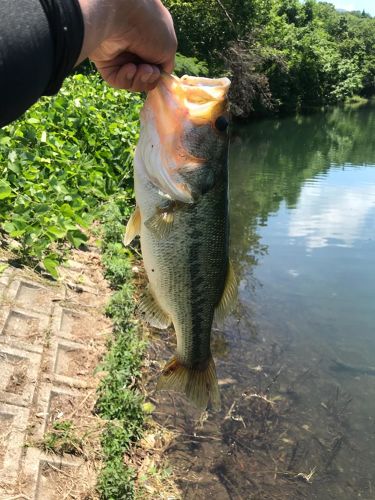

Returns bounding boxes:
[150,103,375,499]
[288,169,375,249]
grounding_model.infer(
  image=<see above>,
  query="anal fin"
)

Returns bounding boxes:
[138,289,171,329]
[124,206,141,246]
[214,261,237,323]
[156,355,220,410]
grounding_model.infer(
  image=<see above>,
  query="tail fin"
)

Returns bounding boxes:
[156,356,220,410]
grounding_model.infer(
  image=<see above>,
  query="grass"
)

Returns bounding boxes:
[96,201,146,499]
[41,420,84,456]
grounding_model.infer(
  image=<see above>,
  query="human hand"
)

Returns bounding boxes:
[77,0,177,92]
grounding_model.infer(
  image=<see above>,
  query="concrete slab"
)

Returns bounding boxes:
[22,448,85,500]
[6,279,64,315]
[0,345,41,407]
[0,403,29,484]
[0,306,50,353]
[0,254,110,498]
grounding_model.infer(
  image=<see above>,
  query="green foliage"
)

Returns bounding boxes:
[41,420,83,455]
[105,285,135,325]
[0,263,8,275]
[0,73,141,274]
[101,202,129,249]
[165,0,258,70]
[174,53,209,77]
[96,201,146,500]
[101,242,133,288]
[97,454,136,500]
[167,0,375,117]
[100,202,136,287]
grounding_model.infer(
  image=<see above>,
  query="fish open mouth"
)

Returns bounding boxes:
[137,73,231,202]
[142,72,231,131]
[157,73,231,125]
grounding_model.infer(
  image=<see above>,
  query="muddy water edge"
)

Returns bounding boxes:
[145,102,375,500]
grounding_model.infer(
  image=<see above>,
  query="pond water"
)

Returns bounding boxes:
[150,102,375,499]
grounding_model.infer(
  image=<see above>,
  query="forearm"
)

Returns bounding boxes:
[0,0,84,128]
[0,0,176,127]
[0,0,52,127]
[77,0,115,64]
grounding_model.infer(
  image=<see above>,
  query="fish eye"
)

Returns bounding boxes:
[215,115,229,132]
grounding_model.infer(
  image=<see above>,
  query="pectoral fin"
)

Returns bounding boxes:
[144,211,174,239]
[124,206,141,246]
[214,261,237,323]
[138,289,171,329]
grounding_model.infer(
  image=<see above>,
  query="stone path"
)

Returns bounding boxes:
[0,251,110,500]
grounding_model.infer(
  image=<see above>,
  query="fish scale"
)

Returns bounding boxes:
[139,183,228,365]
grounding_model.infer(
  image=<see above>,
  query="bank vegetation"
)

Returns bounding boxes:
[168,0,375,117]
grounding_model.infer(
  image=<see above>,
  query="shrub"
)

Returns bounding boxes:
[0,73,142,276]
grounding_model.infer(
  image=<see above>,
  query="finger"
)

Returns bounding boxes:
[103,63,136,90]
[162,54,176,74]
[124,65,160,91]
[143,80,159,92]
[129,80,158,93]
[129,64,160,92]
[96,59,162,91]
[138,64,156,83]
[94,61,134,90]
[148,65,161,84]
[117,63,137,88]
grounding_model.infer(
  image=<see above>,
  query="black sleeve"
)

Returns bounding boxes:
[0,0,84,128]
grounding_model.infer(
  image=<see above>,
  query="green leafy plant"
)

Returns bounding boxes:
[96,201,146,500]
[174,53,209,77]
[0,73,141,276]
[97,454,136,500]
[41,420,83,456]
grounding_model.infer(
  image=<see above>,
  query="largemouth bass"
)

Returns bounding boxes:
[125,73,236,410]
